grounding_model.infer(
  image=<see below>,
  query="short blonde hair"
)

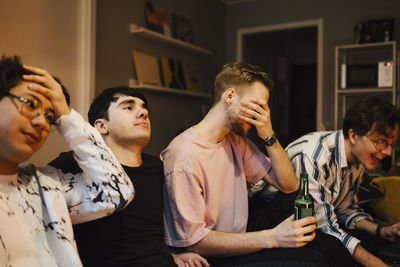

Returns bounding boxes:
[213,62,274,103]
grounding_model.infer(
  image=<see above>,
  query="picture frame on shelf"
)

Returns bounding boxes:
[172,13,194,44]
[132,50,162,86]
[159,56,186,90]
[144,1,171,36]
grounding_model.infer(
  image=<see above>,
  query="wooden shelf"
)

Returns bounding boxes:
[128,79,211,99]
[337,88,394,94]
[130,24,212,55]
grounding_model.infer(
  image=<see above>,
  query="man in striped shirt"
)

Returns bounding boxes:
[286,97,400,267]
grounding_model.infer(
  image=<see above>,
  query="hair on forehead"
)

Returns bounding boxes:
[0,55,70,105]
[88,86,148,126]
[343,97,400,138]
[213,62,274,104]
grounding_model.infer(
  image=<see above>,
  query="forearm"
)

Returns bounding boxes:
[355,218,378,236]
[188,230,274,257]
[58,110,134,222]
[353,244,387,267]
[266,141,298,193]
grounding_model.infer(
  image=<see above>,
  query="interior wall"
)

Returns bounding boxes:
[244,27,317,146]
[0,0,95,165]
[96,0,226,156]
[225,0,400,132]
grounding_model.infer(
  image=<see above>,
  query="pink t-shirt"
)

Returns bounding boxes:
[161,127,272,247]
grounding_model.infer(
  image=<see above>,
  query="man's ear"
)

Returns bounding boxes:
[94,119,109,135]
[223,88,236,106]
[348,129,359,145]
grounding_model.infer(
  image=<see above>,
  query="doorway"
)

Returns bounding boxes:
[237,19,323,147]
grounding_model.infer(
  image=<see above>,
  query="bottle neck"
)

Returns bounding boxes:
[299,177,309,196]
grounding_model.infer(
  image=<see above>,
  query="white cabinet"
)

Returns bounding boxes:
[334,42,397,129]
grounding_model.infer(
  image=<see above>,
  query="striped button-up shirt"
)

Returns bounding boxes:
[286,130,373,254]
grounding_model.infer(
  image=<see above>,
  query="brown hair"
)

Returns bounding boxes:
[213,62,274,103]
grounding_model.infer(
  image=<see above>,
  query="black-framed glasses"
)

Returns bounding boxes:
[6,93,57,130]
[365,135,399,151]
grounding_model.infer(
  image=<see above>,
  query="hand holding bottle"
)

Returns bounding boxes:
[270,215,316,248]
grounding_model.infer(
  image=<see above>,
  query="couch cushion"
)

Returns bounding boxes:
[368,176,400,225]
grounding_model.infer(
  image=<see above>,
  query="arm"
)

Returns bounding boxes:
[356,219,400,244]
[56,110,134,223]
[264,139,298,193]
[23,65,134,224]
[162,147,316,257]
[353,244,388,267]
[239,98,297,193]
[289,151,362,254]
[188,216,316,257]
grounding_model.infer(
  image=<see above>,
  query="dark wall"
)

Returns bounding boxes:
[96,0,226,156]
[225,0,400,131]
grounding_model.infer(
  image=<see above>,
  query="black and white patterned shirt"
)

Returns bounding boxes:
[0,109,134,267]
[286,130,373,254]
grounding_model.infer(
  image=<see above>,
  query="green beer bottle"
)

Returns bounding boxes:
[294,173,314,220]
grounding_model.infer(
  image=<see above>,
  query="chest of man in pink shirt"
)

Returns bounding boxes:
[161,128,271,247]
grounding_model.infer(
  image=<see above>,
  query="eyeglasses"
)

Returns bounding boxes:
[365,135,398,151]
[6,92,57,131]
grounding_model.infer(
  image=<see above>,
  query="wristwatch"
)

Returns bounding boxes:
[264,133,277,146]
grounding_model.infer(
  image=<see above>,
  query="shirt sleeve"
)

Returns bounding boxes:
[335,173,373,230]
[51,109,134,224]
[290,152,361,255]
[162,154,210,247]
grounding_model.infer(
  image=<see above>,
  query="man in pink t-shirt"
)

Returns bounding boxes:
[161,63,353,266]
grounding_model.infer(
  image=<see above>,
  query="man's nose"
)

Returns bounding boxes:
[381,144,392,156]
[31,112,49,131]
[137,107,148,118]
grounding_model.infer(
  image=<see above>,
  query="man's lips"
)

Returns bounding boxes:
[23,131,40,144]
[135,122,149,127]
[369,153,383,167]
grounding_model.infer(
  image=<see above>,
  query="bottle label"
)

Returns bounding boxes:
[294,207,313,220]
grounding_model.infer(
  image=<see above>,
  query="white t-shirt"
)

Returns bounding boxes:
[0,109,134,267]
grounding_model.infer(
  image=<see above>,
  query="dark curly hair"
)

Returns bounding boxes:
[343,97,400,138]
[88,86,148,126]
[0,55,70,105]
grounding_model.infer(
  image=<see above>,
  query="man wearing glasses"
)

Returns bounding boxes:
[0,55,134,266]
[286,97,400,267]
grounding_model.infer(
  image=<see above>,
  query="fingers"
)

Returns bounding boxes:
[296,216,317,226]
[26,83,54,99]
[23,65,56,88]
[296,232,316,247]
[23,64,48,76]
[240,99,267,118]
[197,256,210,267]
[21,65,70,117]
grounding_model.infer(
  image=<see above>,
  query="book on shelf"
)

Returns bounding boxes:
[183,63,203,93]
[171,13,194,44]
[144,1,171,36]
[159,56,186,90]
[132,50,162,86]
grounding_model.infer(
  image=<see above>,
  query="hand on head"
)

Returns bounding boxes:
[238,97,274,139]
[22,65,70,118]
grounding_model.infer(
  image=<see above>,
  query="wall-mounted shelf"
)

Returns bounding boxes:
[130,24,212,55]
[337,88,393,94]
[128,79,211,99]
[334,41,397,129]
